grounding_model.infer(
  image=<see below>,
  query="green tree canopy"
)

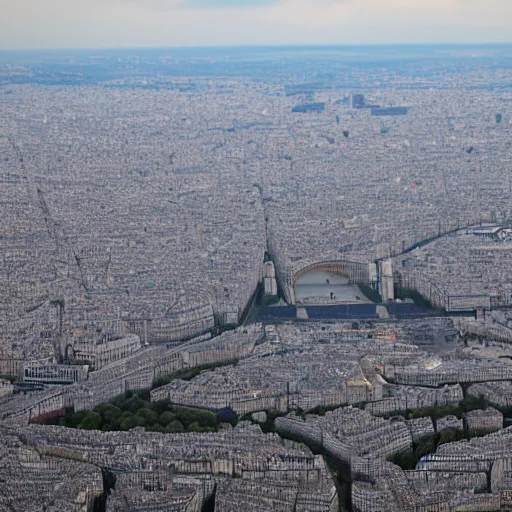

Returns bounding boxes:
[64,410,88,428]
[148,424,165,433]
[47,392,220,434]
[152,399,171,415]
[187,421,201,432]
[95,403,122,424]
[159,411,177,427]
[119,414,138,431]
[136,408,158,425]
[165,420,185,433]
[78,412,102,430]
[122,395,146,414]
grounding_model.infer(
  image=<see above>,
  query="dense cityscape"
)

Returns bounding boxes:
[3,45,512,511]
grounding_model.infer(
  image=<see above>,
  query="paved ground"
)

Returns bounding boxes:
[295,271,372,304]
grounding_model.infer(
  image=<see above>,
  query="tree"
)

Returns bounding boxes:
[122,395,145,414]
[66,410,88,428]
[165,420,185,433]
[148,424,165,433]
[415,437,435,459]
[134,416,146,428]
[119,414,138,431]
[195,410,217,428]
[187,421,201,432]
[173,406,197,428]
[136,408,158,426]
[96,404,122,424]
[461,394,489,412]
[439,428,460,445]
[152,399,171,415]
[78,412,102,431]
[159,411,177,427]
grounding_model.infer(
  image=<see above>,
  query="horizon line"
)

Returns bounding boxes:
[2,41,512,53]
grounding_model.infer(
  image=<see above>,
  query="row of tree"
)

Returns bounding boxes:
[50,392,219,433]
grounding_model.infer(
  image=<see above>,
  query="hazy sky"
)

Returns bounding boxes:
[1,0,511,50]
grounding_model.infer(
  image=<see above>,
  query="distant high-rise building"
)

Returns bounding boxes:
[351,94,365,109]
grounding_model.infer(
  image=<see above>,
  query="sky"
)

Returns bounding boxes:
[1,0,512,50]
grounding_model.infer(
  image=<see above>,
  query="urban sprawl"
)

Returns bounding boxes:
[2,47,512,511]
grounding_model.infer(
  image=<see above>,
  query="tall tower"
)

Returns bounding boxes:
[379,259,395,302]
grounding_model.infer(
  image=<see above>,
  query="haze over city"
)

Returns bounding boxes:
[2,0,512,49]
